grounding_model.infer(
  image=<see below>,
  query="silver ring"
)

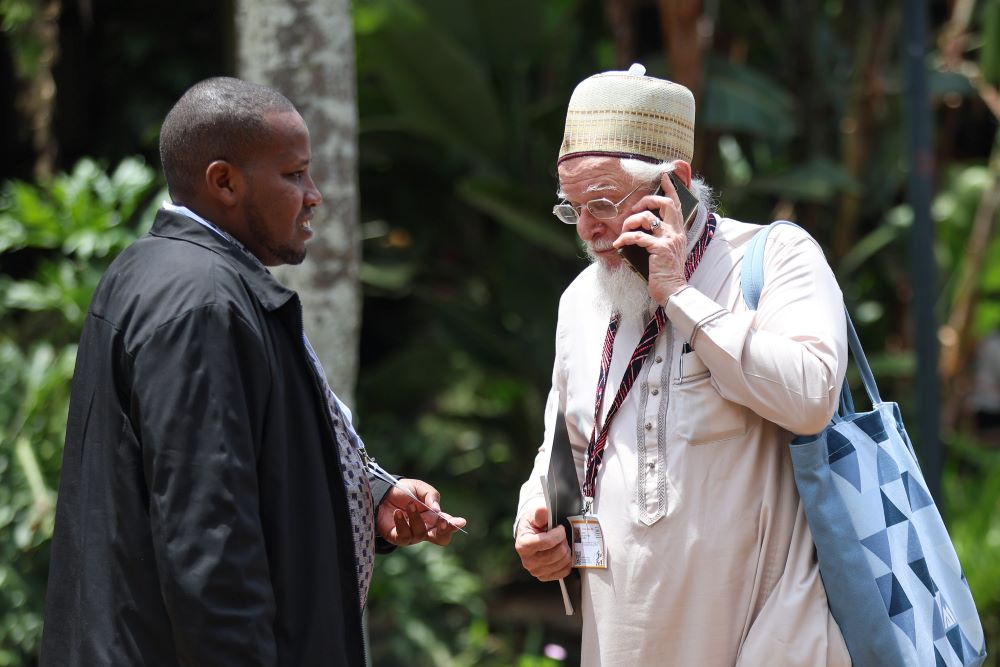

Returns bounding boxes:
[650,218,661,230]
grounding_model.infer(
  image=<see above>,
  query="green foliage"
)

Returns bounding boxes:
[0,0,32,36]
[0,0,43,78]
[368,545,491,666]
[0,0,996,665]
[701,55,797,142]
[934,160,999,327]
[351,0,1000,664]
[0,342,72,664]
[354,0,601,662]
[944,434,1000,656]
[746,157,860,204]
[0,158,161,342]
[0,157,162,663]
[981,0,1000,86]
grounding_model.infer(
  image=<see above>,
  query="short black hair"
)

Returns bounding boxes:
[159,77,297,201]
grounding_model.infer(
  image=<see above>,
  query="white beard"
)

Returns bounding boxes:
[587,248,654,325]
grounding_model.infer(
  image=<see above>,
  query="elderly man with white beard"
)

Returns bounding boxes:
[513,64,853,666]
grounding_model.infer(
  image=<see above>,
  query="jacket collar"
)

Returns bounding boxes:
[149,208,298,312]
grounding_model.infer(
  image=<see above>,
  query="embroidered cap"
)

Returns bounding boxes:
[557,63,695,165]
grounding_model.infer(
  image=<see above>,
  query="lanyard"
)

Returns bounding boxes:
[583,308,666,500]
[582,214,717,505]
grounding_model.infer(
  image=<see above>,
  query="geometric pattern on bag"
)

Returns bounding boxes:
[742,221,987,667]
[805,404,987,666]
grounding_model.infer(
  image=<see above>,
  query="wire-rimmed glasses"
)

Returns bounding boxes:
[552,183,644,225]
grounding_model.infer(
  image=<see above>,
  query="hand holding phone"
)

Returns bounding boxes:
[618,171,699,282]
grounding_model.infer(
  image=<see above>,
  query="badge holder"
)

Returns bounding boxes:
[569,497,607,569]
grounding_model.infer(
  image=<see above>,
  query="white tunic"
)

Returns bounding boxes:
[518,218,853,666]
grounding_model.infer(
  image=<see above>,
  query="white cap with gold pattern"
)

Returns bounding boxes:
[557,63,695,165]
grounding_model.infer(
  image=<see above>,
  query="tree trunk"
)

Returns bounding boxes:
[658,0,704,172]
[834,10,892,261]
[658,0,702,99]
[604,0,636,67]
[6,0,62,179]
[236,0,362,406]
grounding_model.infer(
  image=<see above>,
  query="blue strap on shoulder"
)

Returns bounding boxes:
[740,220,801,311]
[739,221,883,422]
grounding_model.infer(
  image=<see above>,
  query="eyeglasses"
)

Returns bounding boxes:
[552,183,645,225]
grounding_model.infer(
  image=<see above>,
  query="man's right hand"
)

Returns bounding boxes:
[514,498,572,581]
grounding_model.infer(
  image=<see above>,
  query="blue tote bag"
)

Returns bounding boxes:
[741,221,986,667]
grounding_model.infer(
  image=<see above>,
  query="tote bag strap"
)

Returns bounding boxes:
[739,221,883,414]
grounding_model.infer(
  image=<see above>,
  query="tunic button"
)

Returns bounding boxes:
[651,388,659,396]
[645,422,653,431]
[648,461,655,469]
[655,356,663,363]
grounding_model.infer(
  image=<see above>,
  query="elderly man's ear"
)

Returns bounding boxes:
[671,160,693,189]
[204,160,245,207]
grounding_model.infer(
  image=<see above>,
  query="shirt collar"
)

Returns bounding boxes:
[152,206,296,312]
[162,201,226,239]
[160,201,265,269]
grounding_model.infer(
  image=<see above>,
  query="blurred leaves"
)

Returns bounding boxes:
[354,1,598,662]
[944,434,1000,648]
[0,158,156,255]
[457,178,578,258]
[0,157,161,342]
[701,55,797,141]
[746,157,861,203]
[0,341,73,661]
[350,0,1000,664]
[981,0,1000,86]
[0,157,161,663]
[356,0,506,162]
[0,0,43,77]
[0,0,997,664]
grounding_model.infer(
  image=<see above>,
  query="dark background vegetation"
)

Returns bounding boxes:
[2,0,1000,665]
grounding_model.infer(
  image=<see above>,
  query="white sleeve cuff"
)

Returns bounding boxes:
[665,286,727,348]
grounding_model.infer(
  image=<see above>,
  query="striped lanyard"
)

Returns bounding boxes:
[582,214,716,501]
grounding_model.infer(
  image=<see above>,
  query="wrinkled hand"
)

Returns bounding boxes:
[613,164,689,305]
[513,498,572,581]
[376,478,467,547]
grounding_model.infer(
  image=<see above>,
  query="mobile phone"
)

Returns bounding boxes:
[618,171,700,282]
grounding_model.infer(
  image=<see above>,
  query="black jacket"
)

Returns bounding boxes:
[42,210,379,666]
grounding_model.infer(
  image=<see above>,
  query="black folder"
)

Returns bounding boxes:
[541,411,583,614]
[545,412,584,533]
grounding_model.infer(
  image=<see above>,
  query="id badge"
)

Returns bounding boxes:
[568,515,607,569]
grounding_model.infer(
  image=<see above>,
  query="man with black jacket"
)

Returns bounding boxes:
[41,77,465,666]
